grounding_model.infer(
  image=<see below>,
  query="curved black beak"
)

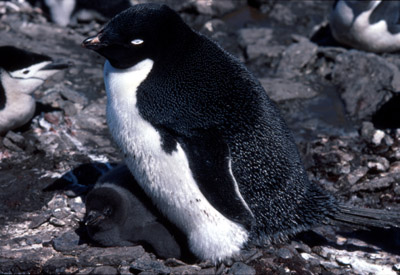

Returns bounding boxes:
[41,61,70,71]
[84,210,104,226]
[82,34,103,50]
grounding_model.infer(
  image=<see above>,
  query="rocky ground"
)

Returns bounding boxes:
[0,0,399,274]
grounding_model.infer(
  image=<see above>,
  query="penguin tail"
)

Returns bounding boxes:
[329,204,400,230]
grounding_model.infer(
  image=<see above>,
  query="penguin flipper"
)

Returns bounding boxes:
[177,132,255,230]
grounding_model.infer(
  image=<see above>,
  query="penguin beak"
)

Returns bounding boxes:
[84,211,105,226]
[82,34,103,50]
[41,61,70,71]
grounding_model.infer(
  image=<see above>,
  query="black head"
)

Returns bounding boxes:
[84,186,128,231]
[0,46,51,72]
[82,3,193,69]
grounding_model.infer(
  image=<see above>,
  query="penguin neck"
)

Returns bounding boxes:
[103,59,154,109]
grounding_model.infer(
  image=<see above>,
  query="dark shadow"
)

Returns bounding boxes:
[340,228,400,255]
[310,23,352,51]
[372,94,400,129]
[43,162,115,196]
[310,24,343,48]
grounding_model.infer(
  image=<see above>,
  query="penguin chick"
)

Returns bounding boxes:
[85,164,183,259]
[0,46,68,135]
[82,4,400,262]
[330,0,400,53]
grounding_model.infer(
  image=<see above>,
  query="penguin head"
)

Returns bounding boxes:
[82,3,193,69]
[0,46,68,94]
[84,185,129,232]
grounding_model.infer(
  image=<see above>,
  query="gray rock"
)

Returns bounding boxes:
[4,131,25,149]
[43,257,79,274]
[60,88,89,106]
[260,78,318,102]
[277,247,293,259]
[237,28,283,61]
[228,262,256,275]
[238,28,273,49]
[2,137,24,152]
[276,37,318,78]
[189,0,245,17]
[367,156,390,172]
[291,241,312,254]
[130,254,170,274]
[52,231,82,252]
[346,167,368,185]
[90,266,118,275]
[350,176,394,192]
[394,184,400,195]
[80,246,145,267]
[29,212,51,229]
[169,265,202,274]
[201,19,228,35]
[332,51,397,120]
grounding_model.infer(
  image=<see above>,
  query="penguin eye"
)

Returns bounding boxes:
[103,207,113,216]
[131,39,144,45]
[23,70,29,74]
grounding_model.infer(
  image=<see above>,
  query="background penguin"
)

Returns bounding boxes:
[0,46,68,135]
[330,0,400,53]
[82,4,400,262]
[85,164,185,259]
[28,0,131,26]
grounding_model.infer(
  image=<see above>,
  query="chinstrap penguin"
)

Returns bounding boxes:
[0,46,67,135]
[330,0,400,53]
[82,4,400,262]
[85,164,185,259]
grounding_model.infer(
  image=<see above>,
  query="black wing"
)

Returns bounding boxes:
[159,128,255,230]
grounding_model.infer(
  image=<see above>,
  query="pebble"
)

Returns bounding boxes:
[228,262,256,275]
[394,184,400,195]
[335,256,352,266]
[346,167,368,185]
[291,241,312,254]
[372,130,385,146]
[4,131,25,149]
[393,263,400,271]
[277,247,293,259]
[49,217,66,227]
[350,176,394,192]
[367,156,390,172]
[90,266,118,275]
[312,246,331,260]
[130,255,170,274]
[52,231,82,252]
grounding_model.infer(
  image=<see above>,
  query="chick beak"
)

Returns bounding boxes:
[84,211,105,226]
[82,34,103,50]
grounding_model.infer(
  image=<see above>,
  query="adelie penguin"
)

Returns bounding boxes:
[83,4,400,262]
[0,46,68,135]
[330,0,400,53]
[85,164,187,259]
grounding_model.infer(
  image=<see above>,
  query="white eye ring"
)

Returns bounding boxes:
[131,39,144,45]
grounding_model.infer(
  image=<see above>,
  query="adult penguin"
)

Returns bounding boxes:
[82,4,400,262]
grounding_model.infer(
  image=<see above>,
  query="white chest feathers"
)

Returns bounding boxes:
[103,59,248,262]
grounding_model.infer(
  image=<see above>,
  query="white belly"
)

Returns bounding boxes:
[103,59,248,262]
